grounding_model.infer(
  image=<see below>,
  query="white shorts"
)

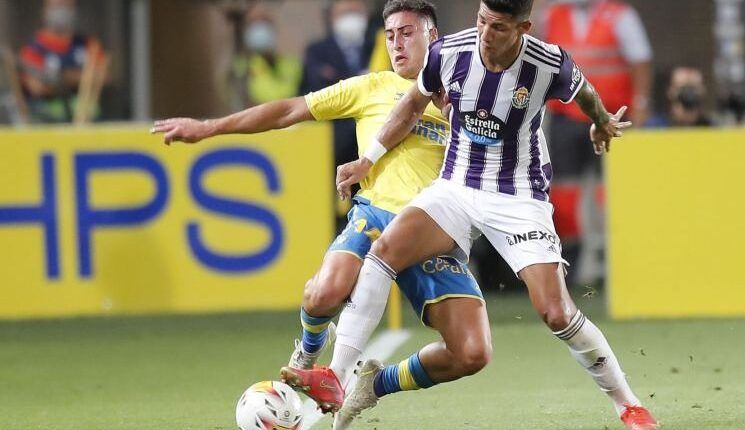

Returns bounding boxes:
[408,179,569,275]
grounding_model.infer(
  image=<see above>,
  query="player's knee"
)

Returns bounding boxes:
[368,236,405,271]
[303,275,351,313]
[369,237,393,262]
[452,341,492,376]
[541,305,574,332]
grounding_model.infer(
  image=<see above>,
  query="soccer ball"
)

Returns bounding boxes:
[235,381,304,430]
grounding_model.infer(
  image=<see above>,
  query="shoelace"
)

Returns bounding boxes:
[290,339,316,369]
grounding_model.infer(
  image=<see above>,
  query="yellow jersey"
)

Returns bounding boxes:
[305,71,448,214]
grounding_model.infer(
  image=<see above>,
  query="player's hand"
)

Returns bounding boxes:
[589,106,633,155]
[431,88,451,118]
[336,158,373,200]
[150,118,216,145]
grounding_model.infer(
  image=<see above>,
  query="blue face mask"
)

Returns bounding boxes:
[244,22,276,53]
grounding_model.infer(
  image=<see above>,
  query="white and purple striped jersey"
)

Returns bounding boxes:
[417,29,586,201]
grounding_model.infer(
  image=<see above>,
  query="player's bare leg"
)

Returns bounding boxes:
[335,298,491,429]
[370,206,458,271]
[520,263,658,429]
[418,297,492,381]
[280,252,361,412]
[284,207,457,414]
[288,252,361,369]
[303,252,362,318]
[331,206,457,381]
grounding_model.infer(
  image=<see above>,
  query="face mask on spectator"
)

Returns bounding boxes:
[676,86,703,110]
[44,6,76,33]
[333,13,367,46]
[244,22,276,53]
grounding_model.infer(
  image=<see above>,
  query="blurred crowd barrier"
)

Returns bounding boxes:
[606,128,745,319]
[0,123,332,319]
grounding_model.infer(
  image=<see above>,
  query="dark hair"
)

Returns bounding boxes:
[481,0,533,20]
[382,0,438,28]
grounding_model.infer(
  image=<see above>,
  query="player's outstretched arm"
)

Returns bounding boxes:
[574,81,633,155]
[150,96,314,145]
[335,85,431,199]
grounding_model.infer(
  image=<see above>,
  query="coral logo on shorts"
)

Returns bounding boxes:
[421,256,468,275]
[506,230,558,246]
[511,86,530,109]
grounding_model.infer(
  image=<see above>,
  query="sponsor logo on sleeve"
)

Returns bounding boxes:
[570,64,582,92]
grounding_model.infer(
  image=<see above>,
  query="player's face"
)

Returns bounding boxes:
[384,11,437,80]
[476,3,531,60]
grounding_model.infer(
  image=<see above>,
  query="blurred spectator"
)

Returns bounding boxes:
[299,0,373,170]
[649,67,713,127]
[228,5,301,109]
[541,0,652,285]
[18,0,107,123]
[367,0,392,73]
[299,0,375,233]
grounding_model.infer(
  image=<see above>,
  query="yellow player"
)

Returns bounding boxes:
[151,0,490,417]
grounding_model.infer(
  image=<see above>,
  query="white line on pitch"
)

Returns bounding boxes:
[301,329,411,430]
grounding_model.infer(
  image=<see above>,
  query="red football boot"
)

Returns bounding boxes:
[280,365,344,414]
[620,404,659,430]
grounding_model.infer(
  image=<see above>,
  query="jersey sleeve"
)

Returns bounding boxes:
[417,38,444,96]
[547,48,586,104]
[304,74,370,120]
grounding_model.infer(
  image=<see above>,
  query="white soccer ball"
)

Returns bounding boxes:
[235,381,304,430]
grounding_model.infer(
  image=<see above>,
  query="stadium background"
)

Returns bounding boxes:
[1,1,744,429]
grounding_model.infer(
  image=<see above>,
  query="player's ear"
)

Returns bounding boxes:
[428,27,438,43]
[517,20,532,35]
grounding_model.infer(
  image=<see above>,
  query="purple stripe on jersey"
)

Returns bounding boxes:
[421,39,445,95]
[465,71,503,189]
[442,51,473,180]
[528,111,547,200]
[497,62,538,195]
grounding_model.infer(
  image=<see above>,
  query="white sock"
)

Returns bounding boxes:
[334,254,395,383]
[329,343,362,388]
[554,311,641,416]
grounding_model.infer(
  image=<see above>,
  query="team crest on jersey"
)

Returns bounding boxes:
[511,86,530,109]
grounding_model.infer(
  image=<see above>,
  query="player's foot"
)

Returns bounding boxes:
[620,404,659,430]
[279,365,344,414]
[333,359,384,430]
[287,322,336,369]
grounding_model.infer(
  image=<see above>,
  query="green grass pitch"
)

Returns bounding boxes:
[1,294,743,429]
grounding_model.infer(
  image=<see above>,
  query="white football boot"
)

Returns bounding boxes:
[333,359,384,430]
[287,322,336,369]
